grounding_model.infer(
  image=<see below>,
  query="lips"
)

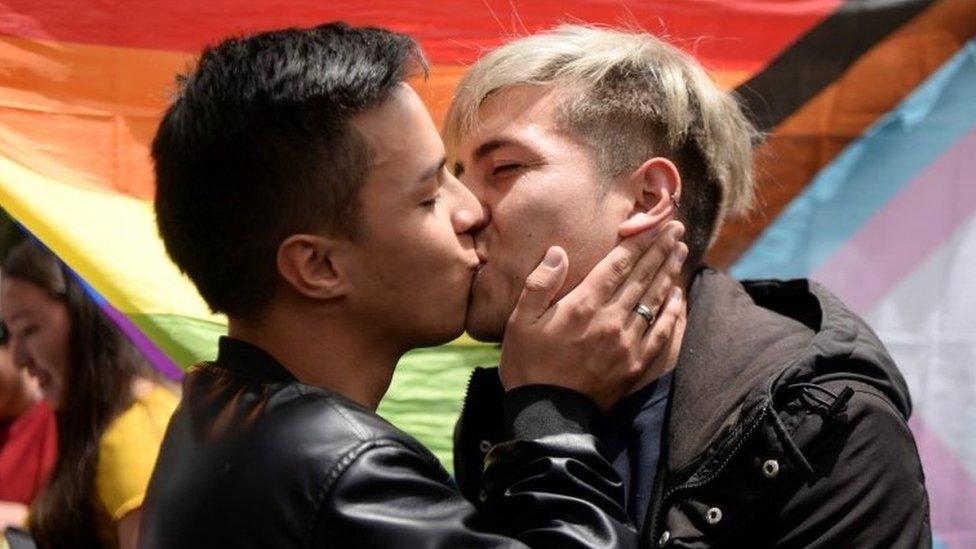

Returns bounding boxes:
[474,240,490,267]
[465,254,483,272]
[466,245,487,273]
[26,363,50,387]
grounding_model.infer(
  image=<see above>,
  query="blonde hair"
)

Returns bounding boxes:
[444,25,758,260]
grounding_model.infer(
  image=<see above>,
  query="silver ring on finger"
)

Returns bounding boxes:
[634,303,656,325]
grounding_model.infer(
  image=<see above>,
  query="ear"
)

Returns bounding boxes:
[276,234,350,301]
[618,157,682,237]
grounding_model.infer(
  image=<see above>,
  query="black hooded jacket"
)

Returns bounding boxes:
[455,269,931,548]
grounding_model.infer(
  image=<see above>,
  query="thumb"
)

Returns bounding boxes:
[515,246,569,321]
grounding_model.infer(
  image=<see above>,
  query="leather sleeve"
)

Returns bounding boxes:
[770,386,931,548]
[313,386,639,548]
[481,433,637,548]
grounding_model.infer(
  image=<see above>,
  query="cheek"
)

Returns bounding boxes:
[0,362,14,399]
[565,211,620,283]
[42,309,72,380]
[365,218,465,293]
[493,188,563,258]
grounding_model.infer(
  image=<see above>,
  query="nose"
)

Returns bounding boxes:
[8,333,30,370]
[448,174,489,235]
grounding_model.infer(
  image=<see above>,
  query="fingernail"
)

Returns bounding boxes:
[670,223,685,238]
[671,243,688,263]
[670,287,683,304]
[542,247,562,268]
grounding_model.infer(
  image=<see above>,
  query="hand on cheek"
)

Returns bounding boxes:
[499,221,686,410]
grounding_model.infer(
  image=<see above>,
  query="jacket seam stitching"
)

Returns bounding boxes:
[306,439,406,547]
[326,397,371,440]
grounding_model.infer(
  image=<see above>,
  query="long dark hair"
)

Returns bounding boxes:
[4,240,153,548]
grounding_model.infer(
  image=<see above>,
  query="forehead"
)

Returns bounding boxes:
[352,84,442,184]
[460,85,567,155]
[1,277,50,317]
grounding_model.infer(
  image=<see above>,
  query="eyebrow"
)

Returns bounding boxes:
[5,311,30,324]
[417,157,447,186]
[454,137,526,177]
[472,138,521,163]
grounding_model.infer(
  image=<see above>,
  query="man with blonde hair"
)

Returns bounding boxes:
[450,25,930,548]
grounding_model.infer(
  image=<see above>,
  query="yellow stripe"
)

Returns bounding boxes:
[0,154,222,321]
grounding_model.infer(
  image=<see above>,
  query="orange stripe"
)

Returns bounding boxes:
[707,0,976,269]
[0,35,745,202]
[0,37,192,199]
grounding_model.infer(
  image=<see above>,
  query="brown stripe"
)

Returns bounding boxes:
[738,0,933,133]
[707,0,976,269]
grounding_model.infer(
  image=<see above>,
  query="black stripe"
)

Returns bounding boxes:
[736,0,935,132]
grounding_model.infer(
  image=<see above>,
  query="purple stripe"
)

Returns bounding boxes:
[812,129,976,313]
[910,417,976,548]
[98,303,184,381]
[15,232,185,380]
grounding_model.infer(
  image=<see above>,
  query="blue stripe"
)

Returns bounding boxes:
[732,39,976,280]
[17,221,109,305]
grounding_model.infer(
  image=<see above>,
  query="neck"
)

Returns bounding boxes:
[228,307,403,411]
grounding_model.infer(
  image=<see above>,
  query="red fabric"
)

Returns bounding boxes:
[0,401,57,505]
[0,0,839,68]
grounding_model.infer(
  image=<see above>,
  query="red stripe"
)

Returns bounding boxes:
[0,0,838,68]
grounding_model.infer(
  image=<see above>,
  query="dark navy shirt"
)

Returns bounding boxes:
[593,371,673,530]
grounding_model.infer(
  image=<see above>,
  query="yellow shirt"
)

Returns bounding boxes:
[94,384,178,546]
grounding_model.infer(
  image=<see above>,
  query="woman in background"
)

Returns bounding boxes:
[0,320,57,532]
[0,240,177,549]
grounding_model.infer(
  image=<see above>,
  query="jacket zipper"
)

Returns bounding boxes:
[651,402,770,544]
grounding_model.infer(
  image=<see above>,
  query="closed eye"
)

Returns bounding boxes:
[420,192,440,208]
[492,164,523,176]
[12,323,38,338]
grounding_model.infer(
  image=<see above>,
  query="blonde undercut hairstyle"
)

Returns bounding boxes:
[444,25,759,266]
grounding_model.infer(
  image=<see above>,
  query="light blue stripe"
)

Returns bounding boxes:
[732,39,976,280]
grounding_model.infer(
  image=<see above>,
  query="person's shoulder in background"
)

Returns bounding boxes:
[96,383,178,523]
[0,400,56,505]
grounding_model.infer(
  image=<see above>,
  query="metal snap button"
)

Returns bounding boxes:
[479,439,492,453]
[706,507,723,524]
[763,459,780,478]
[658,530,670,546]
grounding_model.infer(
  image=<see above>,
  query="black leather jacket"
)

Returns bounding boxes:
[139,337,640,548]
[455,269,931,548]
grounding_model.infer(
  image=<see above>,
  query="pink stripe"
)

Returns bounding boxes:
[812,128,976,314]
[909,417,976,548]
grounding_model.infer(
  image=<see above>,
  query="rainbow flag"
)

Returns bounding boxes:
[1,2,973,545]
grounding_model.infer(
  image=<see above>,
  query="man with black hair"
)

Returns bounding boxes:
[139,23,688,547]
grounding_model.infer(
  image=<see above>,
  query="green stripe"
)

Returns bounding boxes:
[379,345,500,472]
[133,311,497,472]
[129,313,223,368]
